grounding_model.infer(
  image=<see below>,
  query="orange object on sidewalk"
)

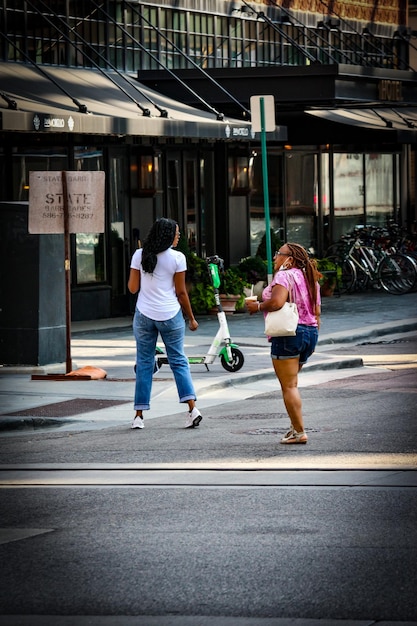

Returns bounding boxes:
[65,366,107,379]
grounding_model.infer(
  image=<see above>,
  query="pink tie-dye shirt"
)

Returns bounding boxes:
[262,267,320,327]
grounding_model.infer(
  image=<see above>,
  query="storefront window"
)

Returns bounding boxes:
[320,151,331,253]
[74,147,105,285]
[199,151,215,259]
[167,157,180,225]
[11,147,67,202]
[365,153,394,226]
[249,152,284,256]
[333,153,365,242]
[285,151,316,252]
[109,153,128,296]
[228,155,249,194]
[185,158,198,253]
[75,233,104,283]
[333,152,396,241]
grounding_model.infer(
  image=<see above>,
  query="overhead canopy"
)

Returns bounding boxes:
[306,107,417,132]
[0,62,286,141]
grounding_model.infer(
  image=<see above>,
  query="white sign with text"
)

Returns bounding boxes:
[29,171,105,234]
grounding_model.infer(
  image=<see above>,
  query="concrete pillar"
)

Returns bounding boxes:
[0,202,66,366]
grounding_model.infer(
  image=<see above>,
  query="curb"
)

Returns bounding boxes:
[2,320,415,375]
[196,356,364,396]
[318,319,417,345]
[0,416,85,432]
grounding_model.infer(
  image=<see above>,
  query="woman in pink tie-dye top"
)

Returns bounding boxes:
[246,243,321,445]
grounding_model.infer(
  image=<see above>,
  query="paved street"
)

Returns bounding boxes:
[0,291,416,625]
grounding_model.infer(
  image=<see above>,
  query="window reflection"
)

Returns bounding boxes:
[74,147,105,285]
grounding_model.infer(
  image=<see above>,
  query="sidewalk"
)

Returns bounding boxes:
[70,288,417,343]
[0,290,416,432]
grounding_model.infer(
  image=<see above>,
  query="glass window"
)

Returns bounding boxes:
[167,158,180,225]
[320,152,331,252]
[75,233,104,284]
[109,154,128,296]
[249,152,284,256]
[199,154,211,258]
[74,147,105,285]
[244,21,258,66]
[333,153,365,241]
[228,156,249,193]
[285,151,316,252]
[365,153,394,226]
[1,2,401,70]
[12,147,67,202]
[230,18,244,67]
[130,154,156,195]
[185,158,198,253]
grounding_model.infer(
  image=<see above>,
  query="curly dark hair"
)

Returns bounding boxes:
[141,218,178,274]
[286,242,321,309]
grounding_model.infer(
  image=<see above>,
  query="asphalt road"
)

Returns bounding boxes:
[0,333,416,625]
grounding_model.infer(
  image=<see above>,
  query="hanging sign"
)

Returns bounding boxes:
[28,171,105,234]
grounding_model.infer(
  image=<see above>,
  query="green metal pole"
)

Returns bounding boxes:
[260,97,273,282]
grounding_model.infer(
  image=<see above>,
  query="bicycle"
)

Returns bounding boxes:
[326,227,417,295]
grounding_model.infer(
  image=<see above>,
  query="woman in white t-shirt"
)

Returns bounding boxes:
[128,218,202,430]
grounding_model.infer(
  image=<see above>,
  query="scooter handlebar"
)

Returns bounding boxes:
[206,255,224,270]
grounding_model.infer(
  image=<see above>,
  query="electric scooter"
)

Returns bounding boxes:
[155,255,245,373]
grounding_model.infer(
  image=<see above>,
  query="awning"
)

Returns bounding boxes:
[306,107,417,132]
[0,62,286,141]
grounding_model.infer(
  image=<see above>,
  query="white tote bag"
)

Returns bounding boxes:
[264,273,299,337]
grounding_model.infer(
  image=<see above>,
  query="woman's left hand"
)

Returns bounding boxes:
[188,318,199,331]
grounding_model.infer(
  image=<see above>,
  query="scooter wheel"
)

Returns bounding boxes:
[220,347,244,372]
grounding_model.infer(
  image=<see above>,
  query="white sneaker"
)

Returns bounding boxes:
[185,407,202,429]
[131,416,144,429]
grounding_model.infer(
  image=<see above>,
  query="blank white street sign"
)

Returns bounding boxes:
[250,95,276,132]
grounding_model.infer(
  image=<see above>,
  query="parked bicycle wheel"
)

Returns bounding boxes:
[355,257,372,291]
[404,251,417,291]
[378,253,417,294]
[328,256,356,293]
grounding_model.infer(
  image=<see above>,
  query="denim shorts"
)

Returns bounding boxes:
[270,324,319,365]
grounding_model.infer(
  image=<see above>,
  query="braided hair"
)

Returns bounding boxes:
[286,242,320,309]
[141,218,178,274]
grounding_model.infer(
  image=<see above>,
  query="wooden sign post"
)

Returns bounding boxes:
[29,171,105,374]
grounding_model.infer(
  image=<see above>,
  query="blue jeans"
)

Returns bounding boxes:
[133,309,196,411]
[270,324,319,366]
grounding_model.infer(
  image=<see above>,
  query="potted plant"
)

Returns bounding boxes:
[315,257,341,296]
[186,253,216,314]
[237,255,267,296]
[219,267,249,312]
[256,229,282,260]
[219,267,248,309]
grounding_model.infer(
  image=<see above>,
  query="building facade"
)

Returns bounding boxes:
[1,0,417,327]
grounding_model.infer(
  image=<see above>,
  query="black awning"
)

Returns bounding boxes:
[306,107,417,133]
[0,62,287,141]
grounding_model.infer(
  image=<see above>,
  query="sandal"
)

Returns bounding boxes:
[280,429,308,444]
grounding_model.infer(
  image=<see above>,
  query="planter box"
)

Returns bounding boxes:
[210,294,241,314]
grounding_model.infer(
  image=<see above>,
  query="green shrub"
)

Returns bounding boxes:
[237,255,267,284]
[256,229,282,260]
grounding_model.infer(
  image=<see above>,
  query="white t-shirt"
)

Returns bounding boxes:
[130,247,187,321]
